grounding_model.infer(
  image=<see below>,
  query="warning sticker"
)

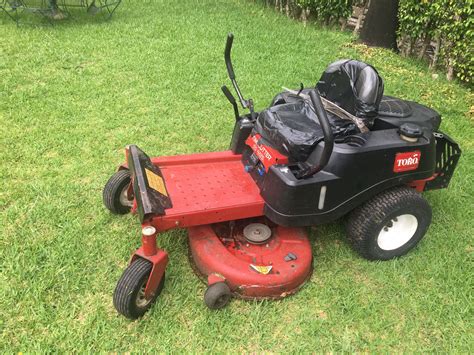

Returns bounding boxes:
[250,264,273,275]
[145,168,168,197]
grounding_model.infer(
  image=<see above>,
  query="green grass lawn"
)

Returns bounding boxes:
[1,0,473,352]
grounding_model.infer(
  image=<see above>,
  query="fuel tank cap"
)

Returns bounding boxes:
[399,123,423,142]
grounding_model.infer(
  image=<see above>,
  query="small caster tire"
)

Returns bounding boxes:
[346,186,432,260]
[103,170,133,214]
[113,258,165,320]
[204,282,231,310]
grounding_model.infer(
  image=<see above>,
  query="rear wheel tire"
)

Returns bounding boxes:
[204,282,231,310]
[103,170,132,214]
[346,186,432,260]
[113,258,165,320]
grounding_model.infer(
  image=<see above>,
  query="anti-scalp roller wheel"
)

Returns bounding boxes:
[204,282,232,310]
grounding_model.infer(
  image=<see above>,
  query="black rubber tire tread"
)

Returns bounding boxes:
[113,258,164,320]
[346,186,432,261]
[204,282,232,310]
[103,170,131,214]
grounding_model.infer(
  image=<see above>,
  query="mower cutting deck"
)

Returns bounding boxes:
[103,34,460,319]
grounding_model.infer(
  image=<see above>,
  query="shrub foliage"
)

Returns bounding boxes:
[258,0,473,83]
[398,0,473,83]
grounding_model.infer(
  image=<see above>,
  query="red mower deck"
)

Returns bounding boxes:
[188,220,312,299]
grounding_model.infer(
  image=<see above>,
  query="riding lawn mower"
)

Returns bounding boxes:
[103,34,461,319]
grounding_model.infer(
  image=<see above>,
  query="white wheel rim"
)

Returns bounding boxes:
[136,282,151,308]
[119,185,133,208]
[377,214,418,251]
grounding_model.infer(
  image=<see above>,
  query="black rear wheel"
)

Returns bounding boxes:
[103,170,133,214]
[346,186,432,260]
[113,258,165,320]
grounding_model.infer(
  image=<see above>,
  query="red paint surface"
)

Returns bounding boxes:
[141,230,157,256]
[132,247,168,299]
[146,151,265,232]
[245,133,288,171]
[408,174,437,192]
[126,151,266,298]
[207,273,226,286]
[188,221,312,299]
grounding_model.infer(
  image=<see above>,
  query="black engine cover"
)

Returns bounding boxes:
[244,128,436,227]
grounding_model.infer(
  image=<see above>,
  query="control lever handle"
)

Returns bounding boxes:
[221,85,240,121]
[224,34,235,80]
[297,90,334,178]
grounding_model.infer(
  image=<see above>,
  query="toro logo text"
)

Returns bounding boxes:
[393,151,421,173]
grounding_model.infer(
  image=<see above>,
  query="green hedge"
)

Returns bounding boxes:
[296,0,353,23]
[256,0,355,24]
[398,0,473,83]
[257,0,473,84]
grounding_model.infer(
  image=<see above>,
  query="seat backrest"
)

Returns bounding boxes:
[317,59,384,125]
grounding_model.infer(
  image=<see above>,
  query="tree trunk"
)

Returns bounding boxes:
[400,34,409,57]
[353,2,367,36]
[429,36,441,70]
[418,33,431,60]
[300,7,308,27]
[341,19,347,31]
[447,64,454,81]
[359,0,399,51]
[407,37,415,56]
[324,16,330,27]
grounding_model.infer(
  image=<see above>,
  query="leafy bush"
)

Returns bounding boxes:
[398,0,473,83]
[258,0,472,83]
[296,0,353,23]
[256,0,354,24]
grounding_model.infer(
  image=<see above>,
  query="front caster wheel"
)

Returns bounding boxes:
[113,258,165,320]
[103,170,133,214]
[204,282,231,310]
[346,186,432,260]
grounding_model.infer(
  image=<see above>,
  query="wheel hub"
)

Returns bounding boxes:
[119,185,133,208]
[243,223,272,244]
[377,214,418,250]
[135,282,152,308]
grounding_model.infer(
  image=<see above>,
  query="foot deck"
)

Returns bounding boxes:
[149,151,264,231]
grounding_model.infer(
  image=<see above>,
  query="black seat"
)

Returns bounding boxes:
[317,59,384,126]
[378,95,412,118]
[253,60,384,161]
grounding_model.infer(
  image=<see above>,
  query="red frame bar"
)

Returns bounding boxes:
[132,246,168,299]
[150,150,242,166]
[408,174,437,192]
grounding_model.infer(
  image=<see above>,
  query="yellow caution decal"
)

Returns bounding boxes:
[145,168,168,197]
[250,264,272,275]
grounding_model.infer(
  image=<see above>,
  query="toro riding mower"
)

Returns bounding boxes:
[103,34,461,319]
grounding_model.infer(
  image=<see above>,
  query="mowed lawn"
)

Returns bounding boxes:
[0,0,472,352]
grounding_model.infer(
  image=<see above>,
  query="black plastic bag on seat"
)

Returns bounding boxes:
[316,59,384,126]
[255,98,357,161]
